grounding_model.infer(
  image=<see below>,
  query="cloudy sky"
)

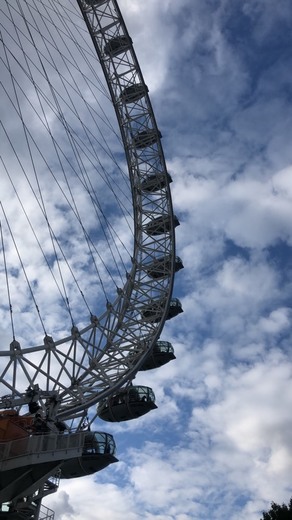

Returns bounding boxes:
[47,0,292,518]
[1,0,292,518]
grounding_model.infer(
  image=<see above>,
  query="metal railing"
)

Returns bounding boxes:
[39,505,55,520]
[0,432,86,465]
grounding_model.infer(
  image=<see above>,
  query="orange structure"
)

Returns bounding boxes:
[0,411,34,441]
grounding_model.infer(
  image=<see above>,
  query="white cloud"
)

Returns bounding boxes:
[191,352,292,509]
[48,476,141,520]
[48,491,75,520]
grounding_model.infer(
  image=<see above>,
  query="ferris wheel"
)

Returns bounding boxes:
[0,0,183,516]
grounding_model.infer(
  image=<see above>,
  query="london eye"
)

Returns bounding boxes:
[0,0,183,517]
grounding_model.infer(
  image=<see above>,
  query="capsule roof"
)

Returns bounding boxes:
[140,172,172,193]
[97,386,157,422]
[146,255,184,279]
[139,341,176,371]
[144,214,180,236]
[120,83,148,104]
[141,298,184,323]
[133,129,162,149]
[104,35,132,57]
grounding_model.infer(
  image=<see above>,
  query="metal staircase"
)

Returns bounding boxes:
[0,473,58,520]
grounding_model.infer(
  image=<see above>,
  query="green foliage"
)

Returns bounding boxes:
[261,498,292,520]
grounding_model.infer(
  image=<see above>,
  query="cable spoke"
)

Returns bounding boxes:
[0,0,177,424]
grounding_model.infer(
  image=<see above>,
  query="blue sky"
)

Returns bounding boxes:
[1,0,292,518]
[46,1,292,519]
